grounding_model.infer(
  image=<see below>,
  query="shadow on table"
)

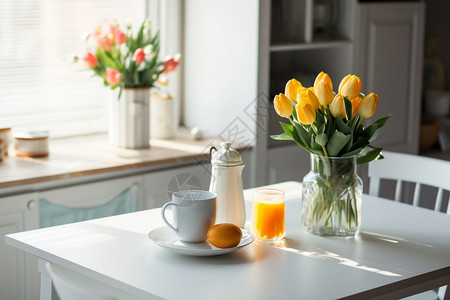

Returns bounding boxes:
[148,241,272,266]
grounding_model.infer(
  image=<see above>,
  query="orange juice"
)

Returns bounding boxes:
[251,189,285,242]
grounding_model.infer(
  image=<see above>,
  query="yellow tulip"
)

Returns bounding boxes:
[296,103,316,125]
[338,74,362,99]
[350,96,362,118]
[329,94,346,119]
[315,80,334,107]
[297,87,320,111]
[274,93,294,118]
[285,79,302,102]
[314,71,333,91]
[358,93,379,119]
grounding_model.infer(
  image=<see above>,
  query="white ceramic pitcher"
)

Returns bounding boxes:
[209,142,246,228]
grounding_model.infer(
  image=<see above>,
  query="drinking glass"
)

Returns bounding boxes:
[251,188,286,242]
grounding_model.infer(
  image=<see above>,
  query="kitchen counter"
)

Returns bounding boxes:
[0,128,247,192]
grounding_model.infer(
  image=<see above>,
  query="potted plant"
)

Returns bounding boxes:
[80,19,180,148]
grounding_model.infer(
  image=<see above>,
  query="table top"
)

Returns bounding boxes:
[5,181,450,300]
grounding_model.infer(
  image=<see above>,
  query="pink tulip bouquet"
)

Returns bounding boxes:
[81,19,180,94]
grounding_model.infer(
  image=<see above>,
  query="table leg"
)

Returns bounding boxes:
[37,259,53,300]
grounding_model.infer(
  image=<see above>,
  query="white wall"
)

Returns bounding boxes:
[183,0,260,147]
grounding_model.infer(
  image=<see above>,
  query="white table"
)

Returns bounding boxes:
[5,181,450,299]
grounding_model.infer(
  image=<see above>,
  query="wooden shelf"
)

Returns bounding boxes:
[270,39,352,52]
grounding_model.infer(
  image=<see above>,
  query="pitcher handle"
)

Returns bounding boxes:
[209,146,217,158]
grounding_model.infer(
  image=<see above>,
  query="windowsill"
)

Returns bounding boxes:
[0,128,247,190]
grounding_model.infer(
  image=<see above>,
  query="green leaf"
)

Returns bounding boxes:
[279,122,309,151]
[326,130,351,157]
[293,122,311,148]
[318,123,326,134]
[344,96,352,121]
[279,122,294,137]
[350,136,369,151]
[347,115,360,132]
[357,147,383,164]
[310,135,322,150]
[336,115,351,135]
[135,21,145,48]
[361,115,391,142]
[343,136,353,153]
[342,148,362,157]
[314,110,325,129]
[270,133,293,141]
[325,116,336,138]
[315,133,328,146]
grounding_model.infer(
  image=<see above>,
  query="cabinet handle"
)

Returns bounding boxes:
[27,200,36,210]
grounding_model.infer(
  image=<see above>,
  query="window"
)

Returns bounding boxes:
[0,0,159,138]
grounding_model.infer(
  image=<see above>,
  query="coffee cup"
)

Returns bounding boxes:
[161,190,217,242]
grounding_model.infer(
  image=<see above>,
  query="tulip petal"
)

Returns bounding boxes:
[296,103,316,125]
[314,71,333,91]
[315,81,334,107]
[285,79,302,102]
[274,93,294,118]
[358,93,379,119]
[329,94,346,119]
[338,74,362,99]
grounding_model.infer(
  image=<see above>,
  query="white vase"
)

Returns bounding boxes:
[109,87,150,149]
[150,94,175,139]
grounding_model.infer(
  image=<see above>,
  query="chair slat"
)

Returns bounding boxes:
[447,195,450,215]
[413,183,421,207]
[394,180,402,202]
[369,177,381,197]
[434,188,443,212]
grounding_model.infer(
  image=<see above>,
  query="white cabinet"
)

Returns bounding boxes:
[2,175,144,299]
[143,163,212,209]
[354,2,425,154]
[261,0,357,184]
[0,192,39,300]
[38,175,144,228]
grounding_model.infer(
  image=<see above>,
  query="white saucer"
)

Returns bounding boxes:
[148,226,254,256]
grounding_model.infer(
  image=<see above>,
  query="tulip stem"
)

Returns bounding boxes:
[311,124,329,157]
[322,145,329,157]
[355,117,362,131]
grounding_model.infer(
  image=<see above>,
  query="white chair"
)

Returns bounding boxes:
[368,151,450,214]
[368,151,450,300]
[45,262,117,300]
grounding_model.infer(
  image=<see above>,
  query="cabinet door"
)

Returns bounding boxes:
[143,163,212,209]
[0,192,39,300]
[355,2,425,154]
[38,175,143,228]
[267,145,310,184]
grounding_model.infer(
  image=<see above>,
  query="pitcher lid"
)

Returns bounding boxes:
[211,142,244,167]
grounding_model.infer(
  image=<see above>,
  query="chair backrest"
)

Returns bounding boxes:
[45,262,117,300]
[368,151,450,213]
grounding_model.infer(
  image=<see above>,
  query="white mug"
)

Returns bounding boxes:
[161,190,217,242]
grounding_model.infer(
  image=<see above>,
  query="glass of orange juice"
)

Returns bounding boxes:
[251,188,285,243]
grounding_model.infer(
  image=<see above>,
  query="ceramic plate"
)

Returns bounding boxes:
[148,226,254,256]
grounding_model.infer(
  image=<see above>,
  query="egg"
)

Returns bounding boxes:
[207,223,242,248]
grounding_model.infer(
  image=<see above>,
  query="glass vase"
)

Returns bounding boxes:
[301,153,362,236]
